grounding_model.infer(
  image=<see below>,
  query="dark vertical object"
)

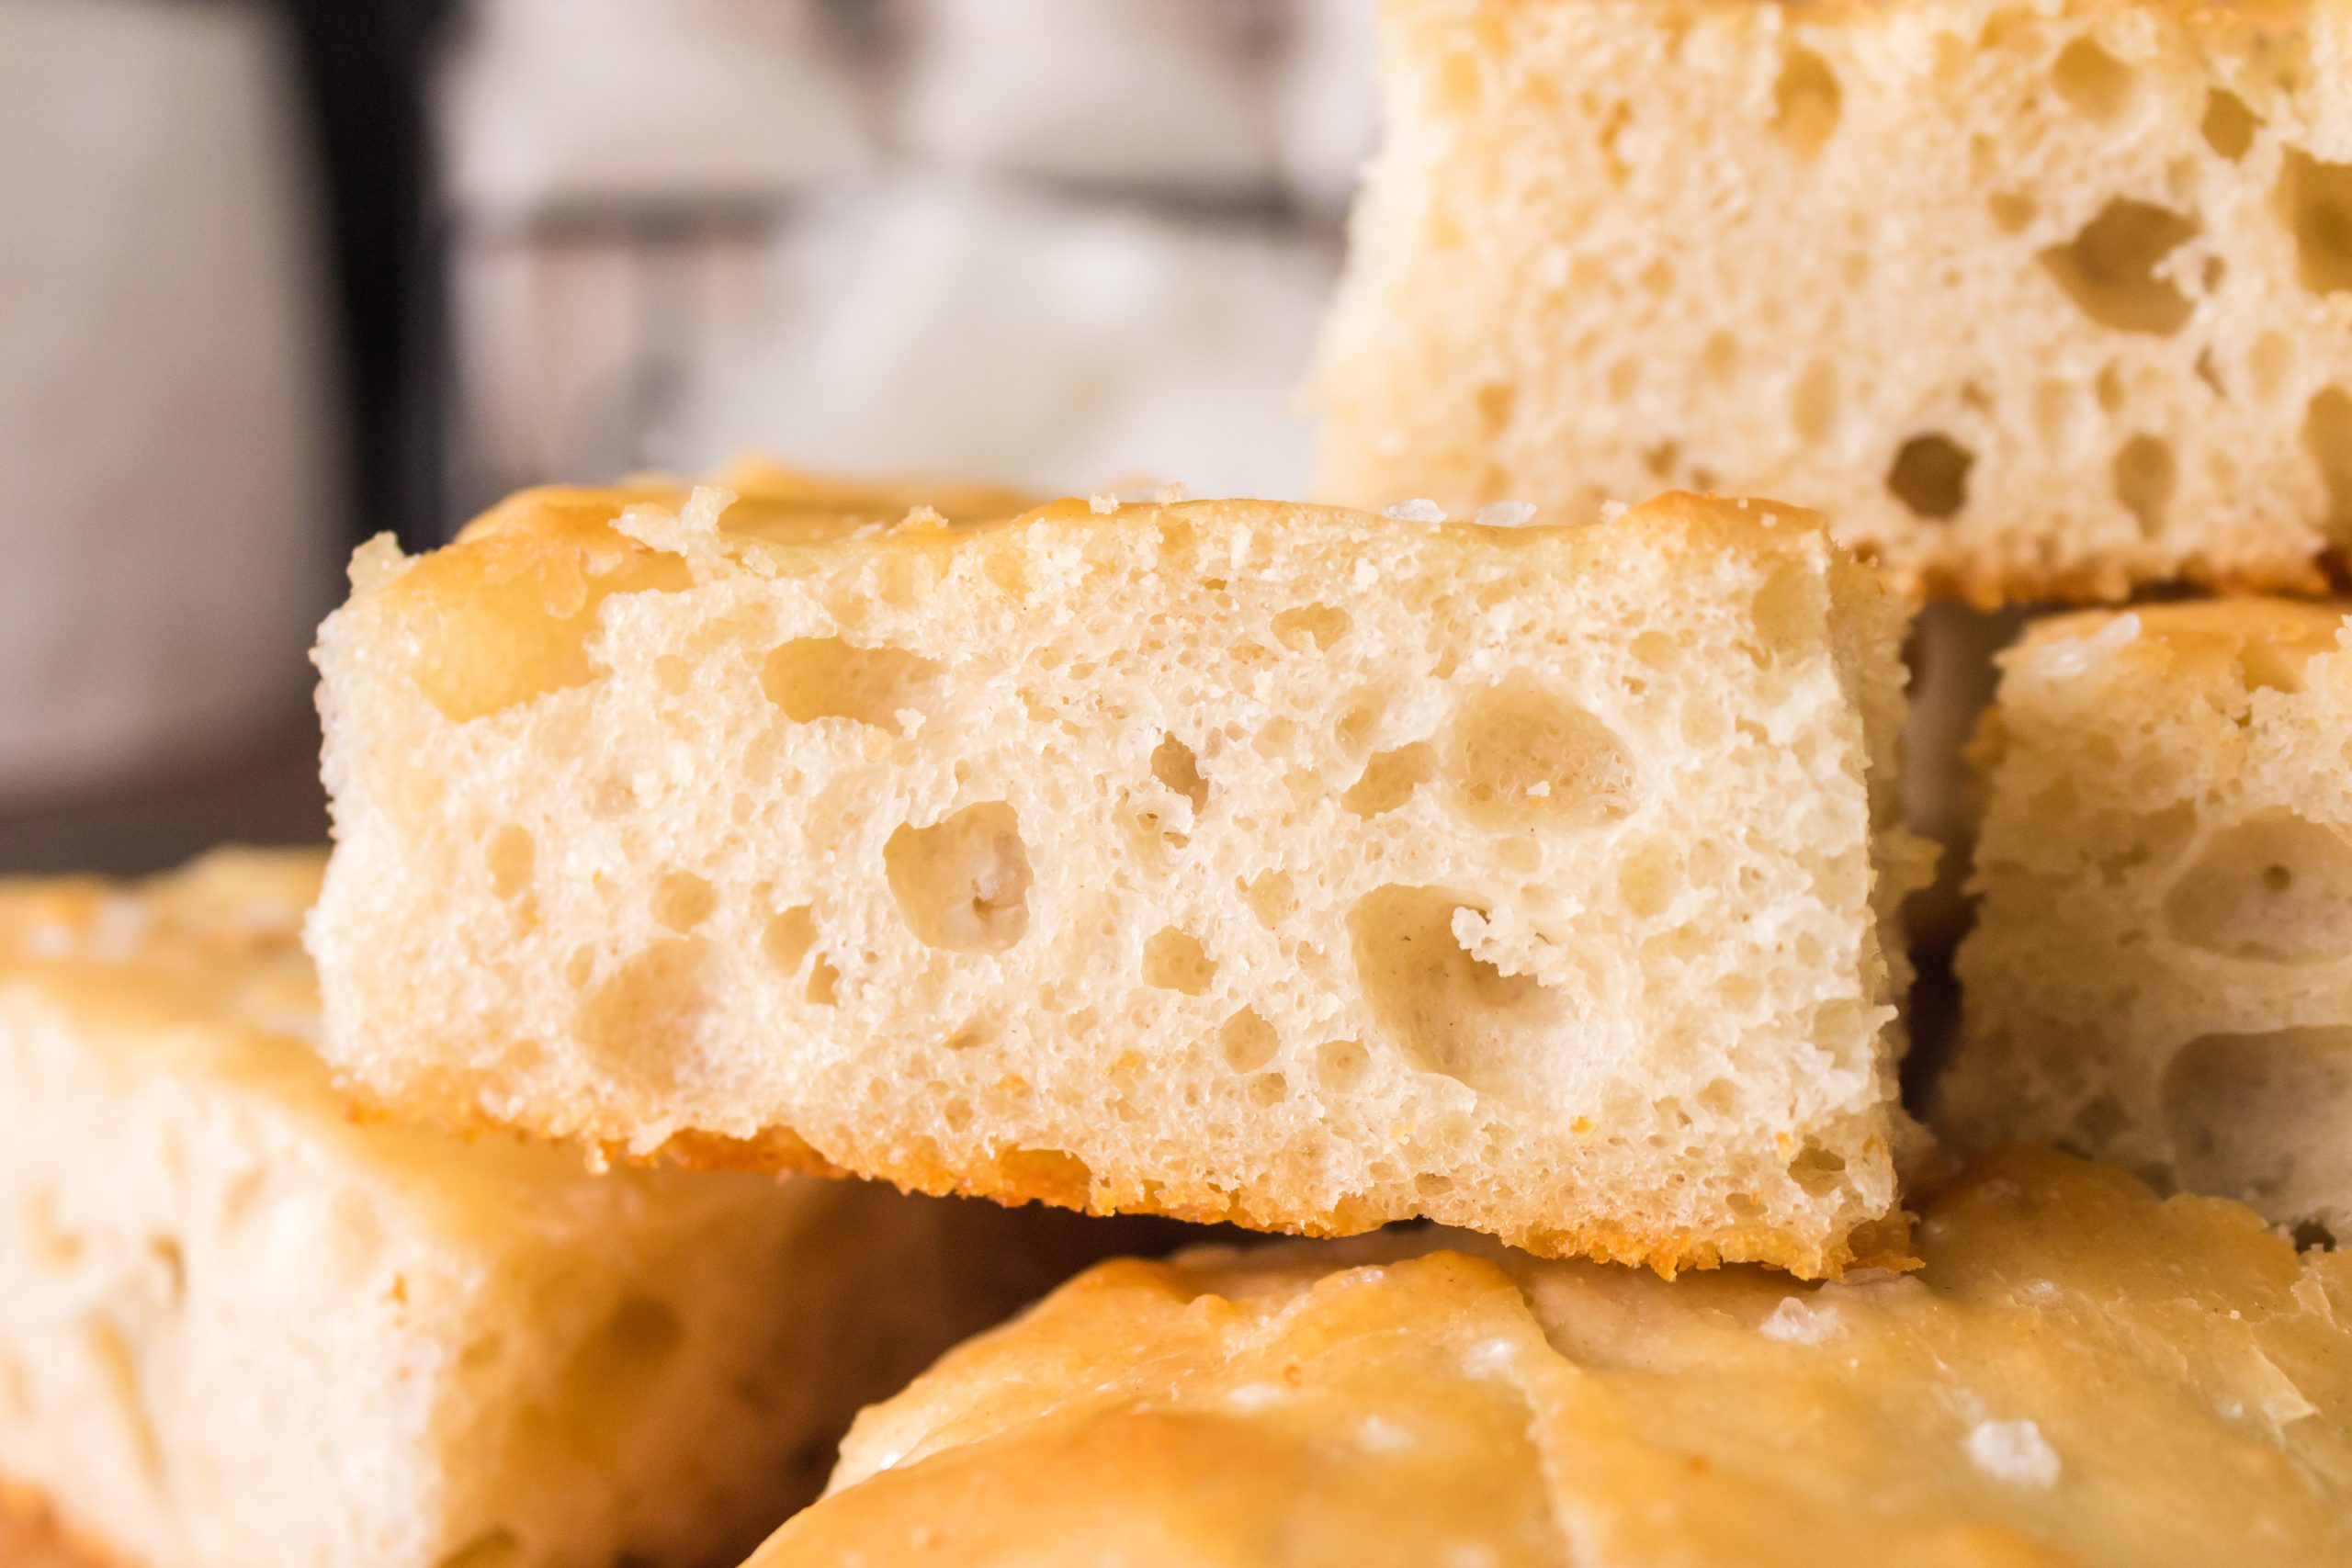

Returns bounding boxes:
[277,0,454,552]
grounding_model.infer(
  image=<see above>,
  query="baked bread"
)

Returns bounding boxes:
[747,1146,2352,1568]
[0,849,1132,1568]
[311,480,1928,1278]
[1941,599,2352,1244]
[1315,0,2352,604]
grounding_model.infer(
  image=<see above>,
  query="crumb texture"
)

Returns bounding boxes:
[311,482,1922,1277]
[1943,600,2352,1244]
[748,1148,2352,1568]
[1316,0,2352,603]
[0,850,1122,1568]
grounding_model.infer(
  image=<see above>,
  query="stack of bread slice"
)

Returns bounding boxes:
[11,0,2352,1562]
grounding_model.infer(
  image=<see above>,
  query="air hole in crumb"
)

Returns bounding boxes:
[1617,840,1683,920]
[1887,434,1974,520]
[1220,1009,1280,1072]
[2039,199,2199,334]
[1150,736,1210,810]
[1349,886,1564,1100]
[1988,191,2036,233]
[806,956,840,1007]
[1790,1144,1849,1197]
[1446,677,1635,831]
[487,826,535,900]
[2305,388,2352,541]
[2280,150,2352,295]
[1144,929,1216,994]
[2163,1028,2352,1221]
[1344,742,1439,818]
[652,871,716,932]
[435,1530,524,1568]
[885,803,1034,953]
[1772,44,1841,154]
[1244,871,1296,928]
[579,942,709,1090]
[1250,1074,1289,1109]
[1272,604,1351,652]
[1790,359,1839,443]
[763,906,818,972]
[2201,88,2257,160]
[2052,36,2135,120]
[761,637,940,733]
[1315,1039,1371,1089]
[2111,434,2176,536]
[2163,811,2352,964]
[2096,363,2126,412]
[1476,381,1518,435]
[1641,440,1681,479]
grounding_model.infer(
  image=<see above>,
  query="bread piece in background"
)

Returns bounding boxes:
[1316,0,2352,604]
[311,480,1928,1279]
[746,1147,2352,1568]
[1940,601,2352,1243]
[0,849,1147,1568]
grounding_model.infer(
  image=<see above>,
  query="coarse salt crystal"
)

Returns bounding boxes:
[1966,1419,2061,1487]
[1088,493,1118,515]
[1475,501,1538,527]
[1384,499,1447,523]
[1598,500,1629,524]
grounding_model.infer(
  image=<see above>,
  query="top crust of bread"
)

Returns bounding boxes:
[1316,0,2352,604]
[748,1146,2352,1568]
[311,480,1924,1278]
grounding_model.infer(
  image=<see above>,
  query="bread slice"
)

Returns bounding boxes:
[1941,599,2352,1244]
[311,481,1928,1279]
[1315,0,2352,604]
[0,849,1126,1568]
[749,1146,2352,1568]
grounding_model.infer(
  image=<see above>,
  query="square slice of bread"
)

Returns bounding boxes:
[749,1148,2352,1568]
[0,849,1121,1568]
[1315,0,2352,604]
[311,481,1928,1279]
[1941,599,2352,1242]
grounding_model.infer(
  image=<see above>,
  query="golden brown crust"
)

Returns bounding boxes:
[0,1482,139,1568]
[750,1147,2352,1568]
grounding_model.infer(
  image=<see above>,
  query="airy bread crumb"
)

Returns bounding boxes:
[0,849,1135,1568]
[1316,0,2352,604]
[1942,599,2352,1243]
[311,479,1928,1278]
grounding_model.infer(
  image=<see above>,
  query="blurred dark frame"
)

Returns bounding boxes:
[282,0,452,554]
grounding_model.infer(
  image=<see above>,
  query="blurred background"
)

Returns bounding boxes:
[0,0,1374,874]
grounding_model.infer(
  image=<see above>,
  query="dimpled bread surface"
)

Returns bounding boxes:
[310,482,1928,1279]
[0,849,1121,1568]
[1316,0,2352,604]
[746,1147,2352,1568]
[1941,599,2352,1242]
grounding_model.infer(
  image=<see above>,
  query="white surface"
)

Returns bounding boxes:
[0,0,337,805]
[890,0,1281,196]
[441,0,870,216]
[671,176,1336,499]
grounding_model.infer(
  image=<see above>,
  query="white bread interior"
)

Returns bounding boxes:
[311,481,1928,1278]
[1942,598,2352,1245]
[1316,0,2352,604]
[0,849,1112,1568]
